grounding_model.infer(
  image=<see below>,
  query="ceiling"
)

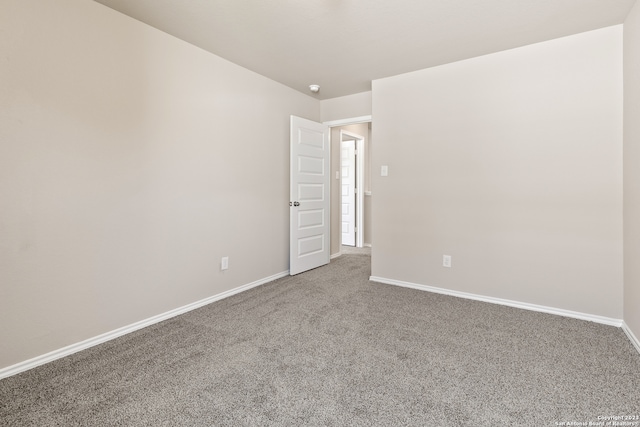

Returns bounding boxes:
[92,0,636,100]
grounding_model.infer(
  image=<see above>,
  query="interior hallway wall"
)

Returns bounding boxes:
[0,0,319,370]
[371,26,623,319]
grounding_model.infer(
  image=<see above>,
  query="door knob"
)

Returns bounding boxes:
[294,201,300,207]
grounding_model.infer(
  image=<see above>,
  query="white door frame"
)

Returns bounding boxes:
[340,130,365,248]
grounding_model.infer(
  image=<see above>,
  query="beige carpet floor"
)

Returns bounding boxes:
[1,252,639,426]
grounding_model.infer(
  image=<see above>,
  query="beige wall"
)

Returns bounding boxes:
[624,3,640,342]
[321,92,372,123]
[330,123,371,255]
[0,0,319,370]
[371,26,623,318]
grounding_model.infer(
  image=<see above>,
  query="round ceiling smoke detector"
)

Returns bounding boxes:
[309,84,320,93]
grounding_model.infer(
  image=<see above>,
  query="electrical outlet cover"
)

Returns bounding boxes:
[443,255,452,268]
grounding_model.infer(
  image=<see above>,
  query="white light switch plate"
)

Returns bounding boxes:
[381,165,388,176]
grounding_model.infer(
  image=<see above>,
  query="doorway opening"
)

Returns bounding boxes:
[340,130,364,247]
[324,116,372,259]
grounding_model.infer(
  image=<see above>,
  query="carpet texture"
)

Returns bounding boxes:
[1,252,639,426]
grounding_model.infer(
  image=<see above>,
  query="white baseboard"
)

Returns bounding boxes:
[369,276,623,327]
[622,322,640,355]
[0,271,289,380]
[331,252,342,259]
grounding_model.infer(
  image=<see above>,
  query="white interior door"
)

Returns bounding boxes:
[341,140,356,246]
[290,116,330,275]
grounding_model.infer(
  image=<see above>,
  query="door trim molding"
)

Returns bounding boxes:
[323,115,372,127]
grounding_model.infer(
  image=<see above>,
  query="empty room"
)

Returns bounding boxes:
[1,0,640,425]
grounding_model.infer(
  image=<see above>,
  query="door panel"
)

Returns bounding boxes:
[290,116,330,275]
[341,140,356,246]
